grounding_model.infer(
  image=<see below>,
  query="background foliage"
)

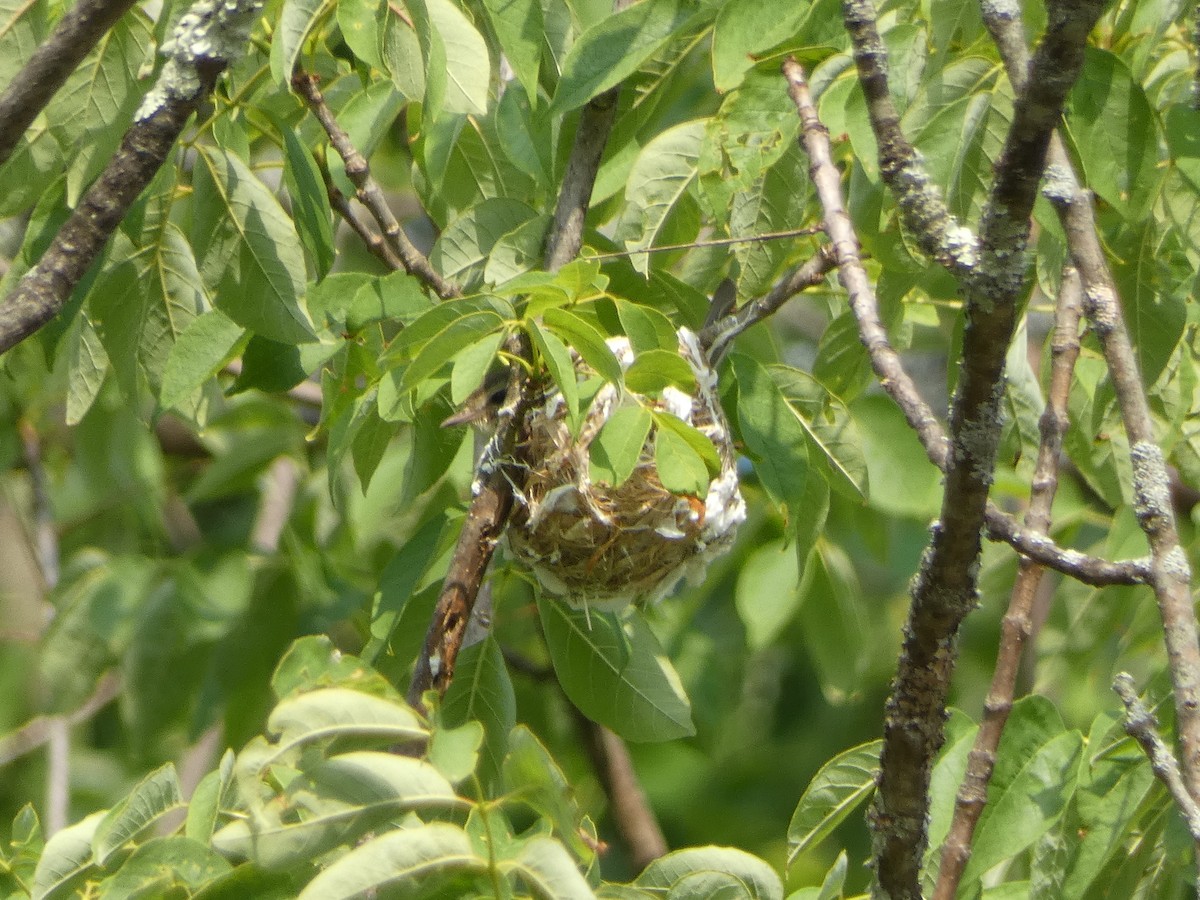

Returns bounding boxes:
[0,0,1196,897]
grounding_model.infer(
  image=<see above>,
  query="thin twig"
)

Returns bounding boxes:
[984,0,1200,818]
[250,456,301,553]
[779,58,1139,592]
[0,672,121,768]
[19,419,58,592]
[572,706,669,872]
[933,266,1083,900]
[292,71,458,300]
[0,0,139,168]
[1113,673,1200,850]
[580,226,823,261]
[0,0,262,355]
[840,0,980,279]
[325,178,407,272]
[700,246,837,363]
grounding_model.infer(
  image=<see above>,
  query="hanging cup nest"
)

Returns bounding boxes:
[506,328,746,611]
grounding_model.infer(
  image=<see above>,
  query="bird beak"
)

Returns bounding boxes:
[440,404,490,428]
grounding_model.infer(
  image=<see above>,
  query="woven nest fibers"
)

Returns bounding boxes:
[506,328,746,611]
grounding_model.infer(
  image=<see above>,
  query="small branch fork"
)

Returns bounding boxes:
[932,266,1083,900]
[292,72,457,299]
[1112,674,1200,855]
[789,0,1105,888]
[983,0,1200,853]
[0,0,264,356]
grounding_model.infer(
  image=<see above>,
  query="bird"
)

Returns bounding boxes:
[440,368,509,429]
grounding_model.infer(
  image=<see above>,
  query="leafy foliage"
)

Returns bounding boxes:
[0,0,1196,896]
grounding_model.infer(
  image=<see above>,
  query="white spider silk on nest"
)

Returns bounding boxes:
[505,327,746,611]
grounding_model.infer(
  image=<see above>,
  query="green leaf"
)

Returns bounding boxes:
[186,750,235,844]
[654,413,721,477]
[1066,49,1159,219]
[215,753,461,869]
[508,837,594,899]
[538,600,695,742]
[852,394,942,518]
[366,513,450,658]
[337,0,384,68]
[0,0,47,90]
[481,0,543,99]
[787,740,882,864]
[654,423,709,496]
[1113,223,1188,387]
[731,353,809,523]
[345,270,434,332]
[484,214,553,285]
[270,0,331,84]
[590,405,653,487]
[450,331,505,405]
[383,9,426,100]
[625,349,695,393]
[618,119,706,274]
[192,146,316,343]
[528,317,581,423]
[63,312,110,425]
[551,0,690,113]
[91,763,183,864]
[614,299,677,352]
[431,198,539,289]
[543,306,624,384]
[443,636,516,790]
[160,310,245,411]
[396,309,506,393]
[295,823,485,899]
[1167,103,1200,196]
[282,123,336,278]
[637,846,783,899]
[700,71,803,221]
[711,0,810,91]
[501,727,589,857]
[408,0,491,116]
[798,543,871,700]
[98,836,231,895]
[45,10,153,206]
[264,688,428,761]
[31,812,103,900]
[961,730,1084,886]
[729,144,811,296]
[735,538,802,650]
[769,365,869,499]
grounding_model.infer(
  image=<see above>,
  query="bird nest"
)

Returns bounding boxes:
[506,328,745,611]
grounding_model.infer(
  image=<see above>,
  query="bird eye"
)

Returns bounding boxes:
[488,386,507,406]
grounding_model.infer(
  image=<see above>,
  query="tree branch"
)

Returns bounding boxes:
[840,0,980,279]
[0,0,262,356]
[804,0,1104,889]
[933,265,1083,900]
[1113,673,1200,859]
[292,71,458,300]
[700,246,838,363]
[573,708,668,872]
[984,0,1200,812]
[780,58,1142,600]
[0,0,140,168]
